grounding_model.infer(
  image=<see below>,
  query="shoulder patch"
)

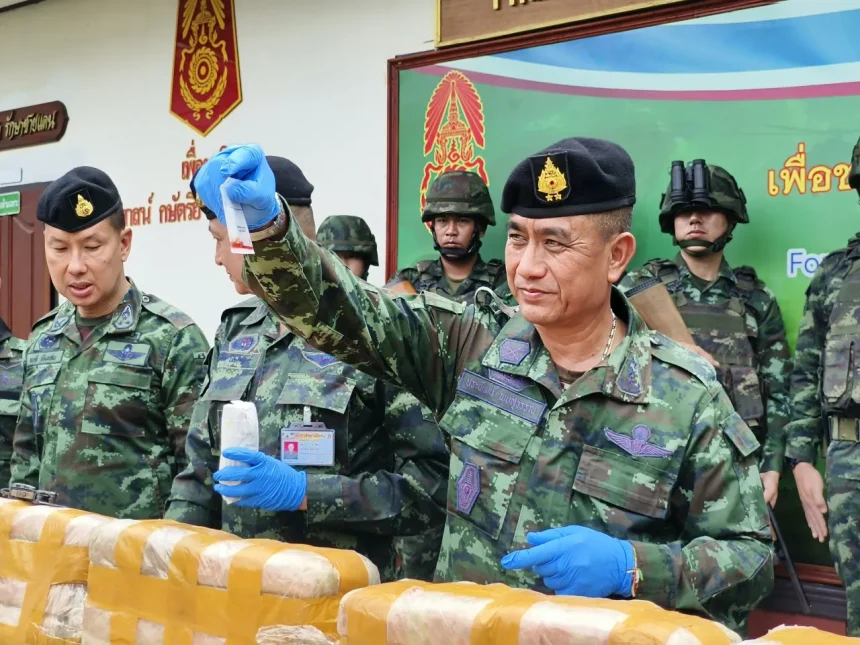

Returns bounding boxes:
[141,294,196,330]
[732,265,763,292]
[649,332,717,385]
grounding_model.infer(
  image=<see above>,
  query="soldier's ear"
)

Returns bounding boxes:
[119,227,133,262]
[608,232,636,285]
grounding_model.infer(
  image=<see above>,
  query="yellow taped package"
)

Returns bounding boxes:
[742,626,860,644]
[83,518,380,644]
[0,498,110,644]
[337,580,744,645]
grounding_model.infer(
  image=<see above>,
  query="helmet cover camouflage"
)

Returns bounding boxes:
[422,170,496,226]
[317,215,378,266]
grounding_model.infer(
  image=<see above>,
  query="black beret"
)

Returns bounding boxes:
[501,137,636,217]
[189,167,216,221]
[267,156,313,206]
[37,166,123,232]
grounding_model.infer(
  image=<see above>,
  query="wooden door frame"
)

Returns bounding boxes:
[0,181,56,338]
[384,0,779,278]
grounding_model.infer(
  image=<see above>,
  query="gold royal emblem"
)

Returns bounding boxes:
[75,194,94,218]
[537,157,568,202]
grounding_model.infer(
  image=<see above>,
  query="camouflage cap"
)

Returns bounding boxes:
[848,135,860,192]
[422,170,495,226]
[658,162,748,234]
[317,215,378,266]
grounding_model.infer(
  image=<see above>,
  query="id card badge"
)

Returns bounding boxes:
[281,422,335,467]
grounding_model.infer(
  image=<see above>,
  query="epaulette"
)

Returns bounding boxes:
[648,332,718,389]
[141,294,197,330]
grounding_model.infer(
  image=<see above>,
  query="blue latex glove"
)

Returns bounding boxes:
[213,447,307,511]
[500,525,636,598]
[192,144,280,231]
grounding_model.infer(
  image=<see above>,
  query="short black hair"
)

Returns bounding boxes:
[589,206,633,241]
[107,209,126,232]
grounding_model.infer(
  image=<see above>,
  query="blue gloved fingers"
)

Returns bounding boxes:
[214,481,260,498]
[233,493,267,508]
[531,561,559,578]
[500,541,557,571]
[221,447,269,465]
[225,179,270,211]
[543,571,579,594]
[220,145,265,180]
[526,525,582,546]
[212,465,255,483]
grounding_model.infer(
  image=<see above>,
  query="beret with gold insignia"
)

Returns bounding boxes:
[501,137,635,218]
[37,166,123,233]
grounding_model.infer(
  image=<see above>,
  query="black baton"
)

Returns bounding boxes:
[768,505,812,615]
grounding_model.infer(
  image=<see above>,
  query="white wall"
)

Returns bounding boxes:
[0,0,435,341]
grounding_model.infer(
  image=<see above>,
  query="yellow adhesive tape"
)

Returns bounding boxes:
[340,581,738,645]
[0,502,91,644]
[86,520,372,644]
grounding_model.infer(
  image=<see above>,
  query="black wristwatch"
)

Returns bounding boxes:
[784,457,803,471]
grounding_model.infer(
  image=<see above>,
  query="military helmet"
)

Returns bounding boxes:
[422,170,496,226]
[848,136,860,194]
[317,215,378,266]
[658,161,749,234]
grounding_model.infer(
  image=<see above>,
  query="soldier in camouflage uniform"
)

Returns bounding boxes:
[318,214,450,580]
[192,140,773,634]
[386,171,509,304]
[0,276,26,487]
[618,161,791,506]
[10,167,209,519]
[784,137,860,635]
[168,182,447,580]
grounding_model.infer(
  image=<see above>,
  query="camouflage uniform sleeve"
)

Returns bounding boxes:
[164,340,221,528]
[785,260,832,464]
[631,388,773,634]
[243,207,473,417]
[159,324,209,477]
[10,332,42,487]
[752,287,792,473]
[615,265,658,294]
[304,383,449,537]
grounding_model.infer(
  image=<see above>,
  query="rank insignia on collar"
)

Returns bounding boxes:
[617,356,642,396]
[49,315,71,333]
[499,339,530,366]
[114,304,134,330]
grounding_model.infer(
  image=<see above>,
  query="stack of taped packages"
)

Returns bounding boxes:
[742,626,860,643]
[83,517,380,644]
[0,497,110,643]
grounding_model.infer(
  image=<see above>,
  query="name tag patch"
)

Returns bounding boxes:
[280,422,335,466]
[103,342,150,367]
[29,350,64,366]
[456,370,545,424]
